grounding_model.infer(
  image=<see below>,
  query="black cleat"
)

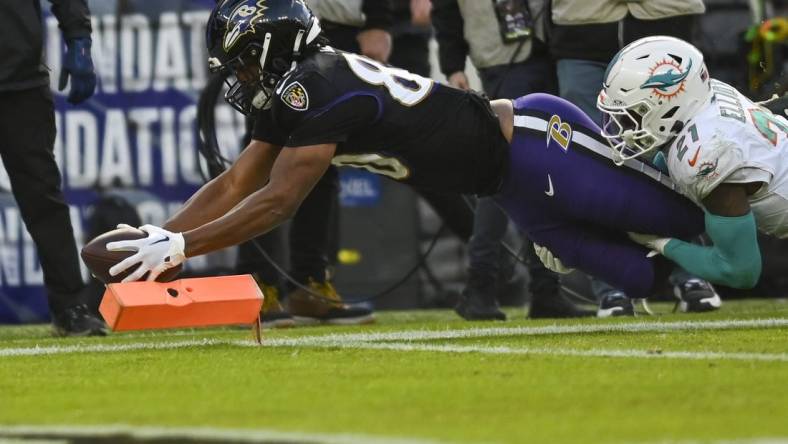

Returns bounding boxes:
[674,279,722,313]
[454,284,506,321]
[51,304,107,337]
[529,292,595,319]
[597,292,635,318]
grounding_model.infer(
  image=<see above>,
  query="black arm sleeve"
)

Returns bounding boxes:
[362,0,394,31]
[431,0,468,76]
[252,110,288,146]
[48,0,92,39]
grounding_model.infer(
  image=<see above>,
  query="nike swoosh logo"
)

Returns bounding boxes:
[687,147,701,167]
[545,174,554,197]
[151,235,169,246]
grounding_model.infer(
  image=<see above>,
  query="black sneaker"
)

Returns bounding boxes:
[51,304,107,337]
[528,292,595,319]
[597,292,635,318]
[674,279,722,313]
[454,284,506,321]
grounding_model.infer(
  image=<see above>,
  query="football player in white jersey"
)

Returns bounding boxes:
[596,36,788,289]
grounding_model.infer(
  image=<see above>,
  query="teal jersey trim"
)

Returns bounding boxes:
[652,151,669,174]
[663,212,761,289]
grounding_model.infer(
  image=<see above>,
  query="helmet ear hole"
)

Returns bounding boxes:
[661,106,680,119]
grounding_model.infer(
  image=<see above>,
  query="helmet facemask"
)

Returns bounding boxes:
[598,98,660,165]
[209,34,284,115]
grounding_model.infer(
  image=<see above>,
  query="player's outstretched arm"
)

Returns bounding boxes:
[182,143,336,258]
[634,183,763,289]
[164,140,282,233]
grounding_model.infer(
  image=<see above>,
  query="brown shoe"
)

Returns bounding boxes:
[286,279,375,325]
[256,280,296,329]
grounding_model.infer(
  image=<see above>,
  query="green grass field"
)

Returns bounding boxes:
[1,299,787,444]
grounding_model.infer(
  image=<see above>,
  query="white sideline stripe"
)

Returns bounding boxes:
[5,318,784,346]
[2,427,784,444]
[2,318,787,358]
[297,340,788,362]
[266,318,788,345]
[3,337,786,362]
[3,322,788,362]
[0,424,444,444]
[0,339,222,357]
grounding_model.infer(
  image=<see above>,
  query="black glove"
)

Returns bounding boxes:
[59,37,97,104]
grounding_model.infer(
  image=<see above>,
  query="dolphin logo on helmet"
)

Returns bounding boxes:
[640,59,692,92]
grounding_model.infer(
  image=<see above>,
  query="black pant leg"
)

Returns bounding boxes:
[0,87,84,312]
[416,188,474,242]
[237,226,287,287]
[289,166,339,283]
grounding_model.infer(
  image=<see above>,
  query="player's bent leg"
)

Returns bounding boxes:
[497,194,666,299]
[556,229,661,299]
[537,225,669,300]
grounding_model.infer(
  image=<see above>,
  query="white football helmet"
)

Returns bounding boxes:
[597,36,713,164]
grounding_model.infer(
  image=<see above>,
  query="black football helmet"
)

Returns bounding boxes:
[206,0,323,114]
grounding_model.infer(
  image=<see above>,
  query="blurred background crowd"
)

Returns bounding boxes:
[0,0,785,328]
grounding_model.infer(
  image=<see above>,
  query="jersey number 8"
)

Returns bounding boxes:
[343,53,433,106]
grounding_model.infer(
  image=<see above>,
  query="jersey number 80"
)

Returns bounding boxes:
[343,53,433,106]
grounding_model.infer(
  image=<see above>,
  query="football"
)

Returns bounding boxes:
[80,227,183,284]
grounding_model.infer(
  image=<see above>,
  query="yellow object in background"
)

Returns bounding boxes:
[760,17,788,42]
[747,16,787,96]
[338,249,362,265]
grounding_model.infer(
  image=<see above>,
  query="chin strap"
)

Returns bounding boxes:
[249,33,274,111]
[291,29,305,67]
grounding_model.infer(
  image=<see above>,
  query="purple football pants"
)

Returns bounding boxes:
[495,94,704,298]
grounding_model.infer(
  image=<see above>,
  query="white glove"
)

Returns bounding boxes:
[533,243,574,274]
[106,224,186,283]
[627,232,673,256]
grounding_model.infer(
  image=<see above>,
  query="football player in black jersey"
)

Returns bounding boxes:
[106,0,711,310]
